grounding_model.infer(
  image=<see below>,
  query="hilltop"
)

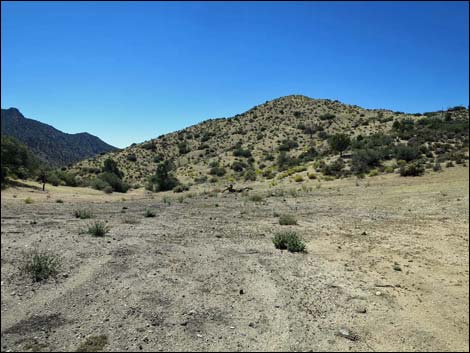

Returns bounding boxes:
[1,108,118,167]
[67,95,468,191]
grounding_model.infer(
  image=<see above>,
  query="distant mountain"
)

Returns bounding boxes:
[1,108,118,167]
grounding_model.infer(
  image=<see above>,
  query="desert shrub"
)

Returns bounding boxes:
[102,158,123,178]
[97,172,129,193]
[173,184,189,193]
[209,166,226,176]
[399,163,425,177]
[86,221,110,237]
[319,113,335,121]
[298,146,317,162]
[1,135,41,185]
[144,209,156,217]
[293,174,304,182]
[351,149,382,174]
[369,169,379,177]
[46,171,61,186]
[24,197,34,204]
[262,169,276,179]
[244,169,257,181]
[231,161,248,172]
[328,134,351,156]
[178,141,190,155]
[433,162,442,172]
[233,147,252,158]
[273,231,306,252]
[394,144,421,162]
[278,139,299,152]
[20,248,60,282]
[194,175,208,184]
[57,171,78,187]
[73,209,94,219]
[277,151,301,171]
[446,161,454,168]
[307,172,317,179]
[279,214,297,225]
[322,158,345,177]
[91,177,109,191]
[147,161,180,192]
[126,153,137,162]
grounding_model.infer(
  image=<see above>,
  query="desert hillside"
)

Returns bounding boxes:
[68,95,469,190]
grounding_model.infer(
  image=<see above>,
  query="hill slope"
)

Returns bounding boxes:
[69,95,469,188]
[1,108,118,167]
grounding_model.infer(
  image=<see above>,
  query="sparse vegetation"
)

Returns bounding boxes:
[273,231,306,252]
[86,221,110,237]
[20,248,61,282]
[73,209,94,219]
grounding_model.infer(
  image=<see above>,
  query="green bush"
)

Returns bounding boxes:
[209,166,226,176]
[328,134,351,156]
[20,248,61,282]
[73,209,94,219]
[399,163,425,177]
[319,113,335,121]
[173,184,189,193]
[144,209,156,217]
[86,221,110,237]
[273,231,306,252]
[233,147,252,158]
[244,169,257,181]
[147,161,180,192]
[394,144,421,162]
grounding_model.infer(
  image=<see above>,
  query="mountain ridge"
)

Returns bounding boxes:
[1,108,118,167]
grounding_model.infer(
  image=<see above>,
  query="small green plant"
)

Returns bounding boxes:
[76,335,108,352]
[20,248,61,282]
[272,231,306,252]
[307,172,317,179]
[73,209,94,219]
[86,221,110,237]
[293,175,304,182]
[24,197,34,204]
[279,214,297,225]
[144,209,156,217]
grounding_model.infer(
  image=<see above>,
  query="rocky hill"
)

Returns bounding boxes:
[1,108,118,167]
[68,95,469,189]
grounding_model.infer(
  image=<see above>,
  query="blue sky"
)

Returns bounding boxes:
[1,1,469,148]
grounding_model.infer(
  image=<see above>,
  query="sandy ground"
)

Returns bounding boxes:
[1,166,469,352]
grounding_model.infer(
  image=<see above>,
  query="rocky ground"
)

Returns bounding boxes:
[1,166,469,352]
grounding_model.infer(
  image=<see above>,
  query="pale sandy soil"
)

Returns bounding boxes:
[1,166,468,352]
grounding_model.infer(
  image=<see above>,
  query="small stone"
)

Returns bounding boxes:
[355,307,367,314]
[337,327,358,341]
[375,291,382,296]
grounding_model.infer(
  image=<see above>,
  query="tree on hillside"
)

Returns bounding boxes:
[328,133,351,157]
[1,135,40,186]
[103,158,124,178]
[146,160,180,192]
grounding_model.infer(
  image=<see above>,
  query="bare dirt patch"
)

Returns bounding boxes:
[1,167,468,351]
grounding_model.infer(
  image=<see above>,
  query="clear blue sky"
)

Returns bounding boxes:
[2,1,469,148]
